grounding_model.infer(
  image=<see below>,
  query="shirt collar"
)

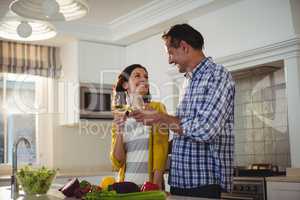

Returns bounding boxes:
[184,57,210,79]
[184,71,193,79]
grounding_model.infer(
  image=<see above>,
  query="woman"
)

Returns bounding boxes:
[110,64,169,189]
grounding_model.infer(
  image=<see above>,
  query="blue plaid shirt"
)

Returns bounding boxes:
[169,57,235,192]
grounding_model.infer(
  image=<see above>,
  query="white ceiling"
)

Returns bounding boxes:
[75,0,155,25]
[0,0,241,46]
[0,0,154,24]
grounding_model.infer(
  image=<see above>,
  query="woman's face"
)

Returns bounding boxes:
[125,68,149,96]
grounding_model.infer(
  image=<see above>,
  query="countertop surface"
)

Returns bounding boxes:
[266,176,300,183]
[0,185,215,200]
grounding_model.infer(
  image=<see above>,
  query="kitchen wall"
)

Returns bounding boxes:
[234,67,290,169]
[290,0,300,35]
[189,0,295,59]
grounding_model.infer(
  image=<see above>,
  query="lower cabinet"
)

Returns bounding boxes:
[267,181,300,200]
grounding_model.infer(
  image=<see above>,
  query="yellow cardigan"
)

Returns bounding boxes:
[110,101,169,182]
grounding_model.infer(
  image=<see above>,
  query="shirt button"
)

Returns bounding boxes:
[205,124,210,130]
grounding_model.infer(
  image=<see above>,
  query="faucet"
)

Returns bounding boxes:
[11,137,31,200]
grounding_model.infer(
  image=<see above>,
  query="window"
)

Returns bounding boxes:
[0,73,38,165]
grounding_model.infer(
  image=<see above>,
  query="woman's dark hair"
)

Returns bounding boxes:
[114,64,151,103]
[162,23,204,50]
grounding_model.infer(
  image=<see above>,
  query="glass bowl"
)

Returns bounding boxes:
[17,166,56,195]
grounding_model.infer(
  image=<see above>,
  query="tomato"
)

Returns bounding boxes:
[140,181,160,191]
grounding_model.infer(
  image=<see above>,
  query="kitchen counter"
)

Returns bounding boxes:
[266,176,300,183]
[0,185,215,200]
[265,168,300,183]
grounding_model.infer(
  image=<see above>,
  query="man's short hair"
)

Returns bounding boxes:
[162,23,204,50]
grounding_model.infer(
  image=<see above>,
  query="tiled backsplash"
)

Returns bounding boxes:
[234,68,291,169]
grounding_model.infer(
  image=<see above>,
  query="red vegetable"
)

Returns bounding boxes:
[59,178,80,197]
[140,181,160,191]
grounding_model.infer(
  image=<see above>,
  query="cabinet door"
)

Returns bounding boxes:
[59,41,80,125]
[79,41,125,84]
[58,81,79,126]
[267,181,300,200]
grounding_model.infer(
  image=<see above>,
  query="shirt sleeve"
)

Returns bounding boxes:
[180,72,235,142]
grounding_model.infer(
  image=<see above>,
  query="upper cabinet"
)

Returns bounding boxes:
[60,40,125,84]
[78,41,126,84]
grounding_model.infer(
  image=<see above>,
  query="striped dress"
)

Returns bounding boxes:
[123,117,151,185]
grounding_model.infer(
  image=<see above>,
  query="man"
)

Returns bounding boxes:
[130,24,235,199]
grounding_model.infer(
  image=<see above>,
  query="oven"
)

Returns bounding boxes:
[222,177,265,200]
[221,164,286,200]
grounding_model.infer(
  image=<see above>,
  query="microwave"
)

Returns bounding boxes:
[80,83,113,119]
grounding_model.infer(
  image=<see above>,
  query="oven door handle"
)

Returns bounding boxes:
[221,194,254,200]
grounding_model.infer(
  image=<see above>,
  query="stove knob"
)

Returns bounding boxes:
[239,186,244,191]
[246,186,250,191]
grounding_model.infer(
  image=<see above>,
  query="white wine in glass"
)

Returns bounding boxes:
[112,91,130,115]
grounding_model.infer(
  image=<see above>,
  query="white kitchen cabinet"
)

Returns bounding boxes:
[58,80,79,126]
[59,40,125,125]
[78,41,125,84]
[59,41,80,125]
[267,179,300,200]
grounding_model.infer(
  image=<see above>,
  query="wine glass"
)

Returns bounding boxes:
[129,94,145,110]
[129,94,152,133]
[112,91,128,114]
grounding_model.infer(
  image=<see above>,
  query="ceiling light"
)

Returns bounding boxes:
[17,21,32,38]
[0,16,57,41]
[42,0,60,18]
[10,0,89,21]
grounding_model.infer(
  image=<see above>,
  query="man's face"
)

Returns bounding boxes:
[164,37,187,73]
